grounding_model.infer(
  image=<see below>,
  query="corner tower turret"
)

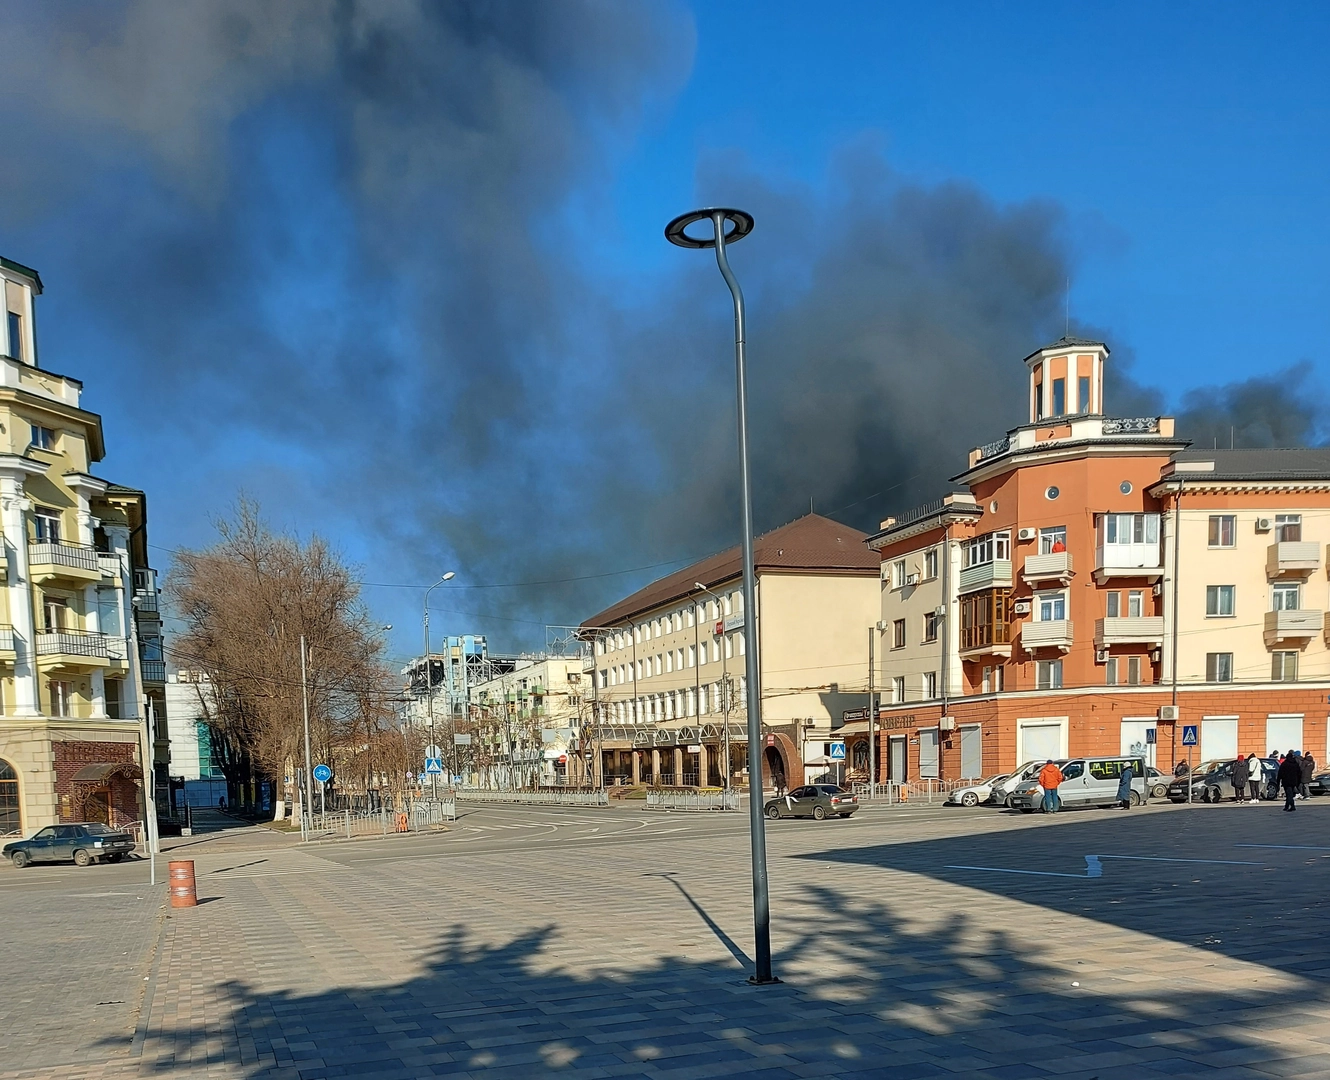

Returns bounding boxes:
[1024,336,1107,422]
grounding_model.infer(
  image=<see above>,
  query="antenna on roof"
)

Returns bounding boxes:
[1230,426,1234,449]
[1065,277,1070,336]
[810,496,814,514]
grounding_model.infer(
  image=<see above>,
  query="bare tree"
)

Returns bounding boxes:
[168,500,400,819]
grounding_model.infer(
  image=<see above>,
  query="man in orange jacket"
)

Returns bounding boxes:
[1038,760,1064,814]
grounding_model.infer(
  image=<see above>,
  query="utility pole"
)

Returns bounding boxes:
[422,571,455,800]
[299,634,313,839]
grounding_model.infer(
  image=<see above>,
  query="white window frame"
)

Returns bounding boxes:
[1036,659,1063,690]
[1272,582,1301,611]
[1037,590,1067,622]
[1208,514,1236,548]
[1206,585,1235,618]
[1038,526,1067,555]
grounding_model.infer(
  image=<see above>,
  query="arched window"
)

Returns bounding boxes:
[0,759,19,834]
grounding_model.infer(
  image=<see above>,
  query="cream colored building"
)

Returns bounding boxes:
[466,656,586,787]
[0,255,166,836]
[581,514,879,789]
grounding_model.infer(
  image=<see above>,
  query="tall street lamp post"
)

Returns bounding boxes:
[423,571,456,800]
[667,207,777,985]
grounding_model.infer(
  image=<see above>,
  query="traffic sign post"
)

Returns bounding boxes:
[312,764,332,822]
[1182,725,1197,803]
[829,741,846,786]
[424,757,445,777]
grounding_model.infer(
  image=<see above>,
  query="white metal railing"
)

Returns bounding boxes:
[28,542,100,574]
[36,629,110,658]
[456,788,609,806]
[645,789,740,812]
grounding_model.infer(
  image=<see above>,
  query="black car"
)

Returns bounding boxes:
[764,784,859,820]
[1309,772,1330,796]
[3,822,135,867]
[1166,758,1279,803]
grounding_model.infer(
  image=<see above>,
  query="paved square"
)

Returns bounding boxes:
[4,800,1330,1078]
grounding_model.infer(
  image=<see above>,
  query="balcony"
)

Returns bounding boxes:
[1094,543,1164,583]
[1266,541,1320,577]
[28,542,102,584]
[134,589,159,614]
[1265,609,1324,646]
[1095,616,1165,647]
[140,659,166,683]
[35,628,113,669]
[1021,619,1074,653]
[959,559,1012,595]
[98,553,123,579]
[1022,551,1074,585]
[0,624,14,659]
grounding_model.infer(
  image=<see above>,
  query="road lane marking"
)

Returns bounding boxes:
[946,853,1262,879]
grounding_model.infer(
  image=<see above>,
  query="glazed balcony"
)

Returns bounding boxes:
[1021,619,1074,653]
[958,560,1012,595]
[1266,541,1319,577]
[1095,616,1165,647]
[1265,609,1323,646]
[1094,543,1163,583]
[1022,551,1073,585]
[29,541,103,584]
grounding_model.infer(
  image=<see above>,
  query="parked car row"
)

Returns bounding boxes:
[3,823,136,868]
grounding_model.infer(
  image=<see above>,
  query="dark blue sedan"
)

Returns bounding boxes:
[4,823,135,867]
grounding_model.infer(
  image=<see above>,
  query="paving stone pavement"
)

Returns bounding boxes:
[5,800,1330,1079]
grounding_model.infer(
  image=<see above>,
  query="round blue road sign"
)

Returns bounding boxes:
[313,764,333,784]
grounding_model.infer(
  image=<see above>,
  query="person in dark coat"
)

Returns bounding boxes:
[1299,751,1316,800]
[1278,750,1303,812]
[1231,754,1250,804]
[1116,763,1134,809]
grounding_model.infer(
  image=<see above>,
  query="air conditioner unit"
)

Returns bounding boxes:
[1153,583,1163,597]
[875,620,888,632]
[1158,705,1180,721]
[1256,517,1272,532]
[938,716,956,731]
[1150,649,1161,663]
[934,605,946,618]
[1017,527,1037,541]
[906,573,920,586]
[1095,648,1108,663]
[1013,600,1032,615]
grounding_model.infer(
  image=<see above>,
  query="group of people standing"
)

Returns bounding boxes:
[1226,750,1317,810]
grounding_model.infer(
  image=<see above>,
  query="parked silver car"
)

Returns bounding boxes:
[947,774,1009,807]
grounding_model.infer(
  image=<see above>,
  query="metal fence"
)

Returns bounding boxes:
[645,789,741,812]
[850,779,967,805]
[455,788,609,807]
[309,799,455,840]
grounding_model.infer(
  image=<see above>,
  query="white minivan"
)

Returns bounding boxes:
[1010,756,1148,811]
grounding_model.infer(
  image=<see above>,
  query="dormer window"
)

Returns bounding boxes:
[29,425,55,451]
[6,311,20,361]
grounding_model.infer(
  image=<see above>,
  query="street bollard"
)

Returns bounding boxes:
[169,859,198,908]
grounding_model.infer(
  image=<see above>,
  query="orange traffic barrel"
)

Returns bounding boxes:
[169,859,197,908]
[395,812,409,833]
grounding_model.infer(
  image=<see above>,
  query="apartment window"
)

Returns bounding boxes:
[981,665,992,693]
[29,425,55,451]
[48,680,72,718]
[892,559,907,589]
[1052,377,1066,416]
[687,645,695,668]
[1102,513,1159,545]
[924,547,939,580]
[1127,590,1144,618]
[1037,591,1067,622]
[1039,526,1067,555]
[1126,656,1142,686]
[43,596,67,632]
[711,640,720,663]
[1272,582,1301,611]
[724,594,733,616]
[1275,514,1302,543]
[1036,659,1063,690]
[724,635,733,659]
[675,613,683,632]
[736,633,745,656]
[1208,515,1236,548]
[684,608,693,628]
[1206,585,1235,617]
[665,651,673,674]
[981,665,1004,693]
[1105,657,1118,686]
[1206,653,1233,683]
[6,311,21,360]
[1106,591,1121,618]
[892,619,906,649]
[924,671,938,699]
[598,669,607,689]
[1272,651,1299,682]
[634,626,641,645]
[960,589,1011,650]
[655,655,664,676]
[892,676,905,704]
[1078,375,1091,414]
[33,507,61,544]
[965,531,1011,568]
[922,612,939,643]
[654,620,662,638]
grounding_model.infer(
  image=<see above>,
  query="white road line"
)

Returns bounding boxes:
[947,853,1262,879]
[1236,843,1330,851]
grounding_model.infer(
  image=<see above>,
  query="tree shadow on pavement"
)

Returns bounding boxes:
[125,865,1330,1078]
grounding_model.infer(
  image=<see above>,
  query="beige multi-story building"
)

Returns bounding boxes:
[466,655,586,787]
[0,255,167,836]
[580,514,879,789]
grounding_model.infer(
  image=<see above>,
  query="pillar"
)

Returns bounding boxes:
[0,461,42,715]
[697,744,709,788]
[650,748,660,785]
[631,750,641,786]
[673,747,684,785]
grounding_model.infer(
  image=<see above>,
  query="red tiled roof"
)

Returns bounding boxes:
[581,514,877,629]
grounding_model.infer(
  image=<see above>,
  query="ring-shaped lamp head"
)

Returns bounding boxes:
[665,207,754,249]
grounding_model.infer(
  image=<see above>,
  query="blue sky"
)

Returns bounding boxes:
[0,2,1326,664]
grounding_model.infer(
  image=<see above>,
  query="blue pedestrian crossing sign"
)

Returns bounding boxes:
[829,741,847,760]
[424,757,445,776]
[1181,725,1198,746]
[313,764,332,784]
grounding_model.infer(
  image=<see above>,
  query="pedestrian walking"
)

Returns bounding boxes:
[1231,754,1249,803]
[1246,753,1261,803]
[1278,750,1302,812]
[1039,760,1063,814]
[1299,751,1316,800]
[1116,762,1134,809]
